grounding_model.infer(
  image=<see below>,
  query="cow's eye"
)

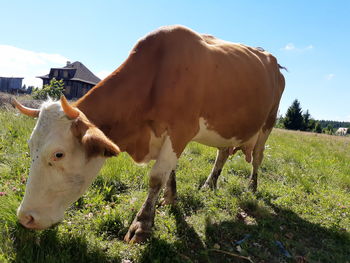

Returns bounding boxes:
[53,152,65,161]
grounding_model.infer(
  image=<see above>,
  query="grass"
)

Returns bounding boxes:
[0,107,349,263]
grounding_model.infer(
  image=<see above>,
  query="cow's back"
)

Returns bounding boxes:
[146,26,285,151]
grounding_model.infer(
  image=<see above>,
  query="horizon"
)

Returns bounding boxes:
[0,1,349,121]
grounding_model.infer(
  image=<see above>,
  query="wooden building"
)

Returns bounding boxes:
[0,77,24,94]
[38,61,101,99]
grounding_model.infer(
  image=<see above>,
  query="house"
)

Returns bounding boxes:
[37,61,101,99]
[335,127,348,136]
[0,77,24,94]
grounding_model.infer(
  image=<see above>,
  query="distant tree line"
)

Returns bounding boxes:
[317,120,350,129]
[276,99,350,135]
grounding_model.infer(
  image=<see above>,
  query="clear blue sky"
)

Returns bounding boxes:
[1,0,349,121]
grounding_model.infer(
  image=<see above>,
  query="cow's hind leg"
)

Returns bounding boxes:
[124,137,178,243]
[249,129,272,192]
[161,170,177,205]
[202,147,230,189]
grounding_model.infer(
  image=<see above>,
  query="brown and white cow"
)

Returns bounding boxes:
[335,127,348,136]
[13,25,285,243]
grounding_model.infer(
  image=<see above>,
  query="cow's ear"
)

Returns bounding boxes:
[82,128,120,157]
[71,118,120,157]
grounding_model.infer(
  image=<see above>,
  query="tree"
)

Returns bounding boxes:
[323,124,334,135]
[302,110,311,131]
[283,99,304,130]
[308,118,316,131]
[32,78,65,100]
[27,86,34,94]
[314,121,322,133]
[274,113,284,128]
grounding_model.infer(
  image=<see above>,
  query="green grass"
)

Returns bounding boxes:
[0,108,349,263]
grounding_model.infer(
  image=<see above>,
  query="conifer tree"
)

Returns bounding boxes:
[283,99,304,130]
[302,110,311,131]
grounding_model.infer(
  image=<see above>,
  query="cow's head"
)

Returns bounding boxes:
[13,96,120,229]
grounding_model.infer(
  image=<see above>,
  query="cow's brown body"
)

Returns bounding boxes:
[75,26,284,162]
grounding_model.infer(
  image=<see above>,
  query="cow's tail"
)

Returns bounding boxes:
[278,64,288,72]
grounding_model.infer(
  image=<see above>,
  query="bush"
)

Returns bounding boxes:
[32,78,64,100]
[313,121,322,133]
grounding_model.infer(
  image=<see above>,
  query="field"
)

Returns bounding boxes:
[0,106,349,263]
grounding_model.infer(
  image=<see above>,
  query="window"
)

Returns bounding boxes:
[63,71,68,78]
[53,70,58,77]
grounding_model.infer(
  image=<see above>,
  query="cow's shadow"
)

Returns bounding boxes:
[124,204,208,263]
[202,194,350,263]
[12,194,349,263]
[138,194,349,263]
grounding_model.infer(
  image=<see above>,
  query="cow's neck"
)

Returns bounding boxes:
[73,61,154,159]
[74,49,155,121]
[74,70,132,125]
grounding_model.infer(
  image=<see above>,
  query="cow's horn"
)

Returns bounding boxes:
[60,95,79,119]
[11,98,40,118]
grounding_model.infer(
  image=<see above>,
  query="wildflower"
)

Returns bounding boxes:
[84,212,94,219]
[0,192,6,196]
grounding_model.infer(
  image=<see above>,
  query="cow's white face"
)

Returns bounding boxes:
[15,99,119,229]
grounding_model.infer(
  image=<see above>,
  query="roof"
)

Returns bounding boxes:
[37,61,101,85]
[0,77,24,79]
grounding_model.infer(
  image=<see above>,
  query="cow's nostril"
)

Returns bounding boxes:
[19,213,36,228]
[25,215,34,226]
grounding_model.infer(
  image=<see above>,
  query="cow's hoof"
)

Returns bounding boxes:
[201,183,209,190]
[159,197,177,206]
[124,221,152,244]
[201,182,215,190]
[248,182,257,193]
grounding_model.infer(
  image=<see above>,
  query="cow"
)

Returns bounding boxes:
[12,25,285,243]
[335,127,348,136]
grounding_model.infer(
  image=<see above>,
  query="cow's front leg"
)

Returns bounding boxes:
[124,137,178,243]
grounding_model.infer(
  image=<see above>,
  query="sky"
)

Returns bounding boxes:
[0,0,349,121]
